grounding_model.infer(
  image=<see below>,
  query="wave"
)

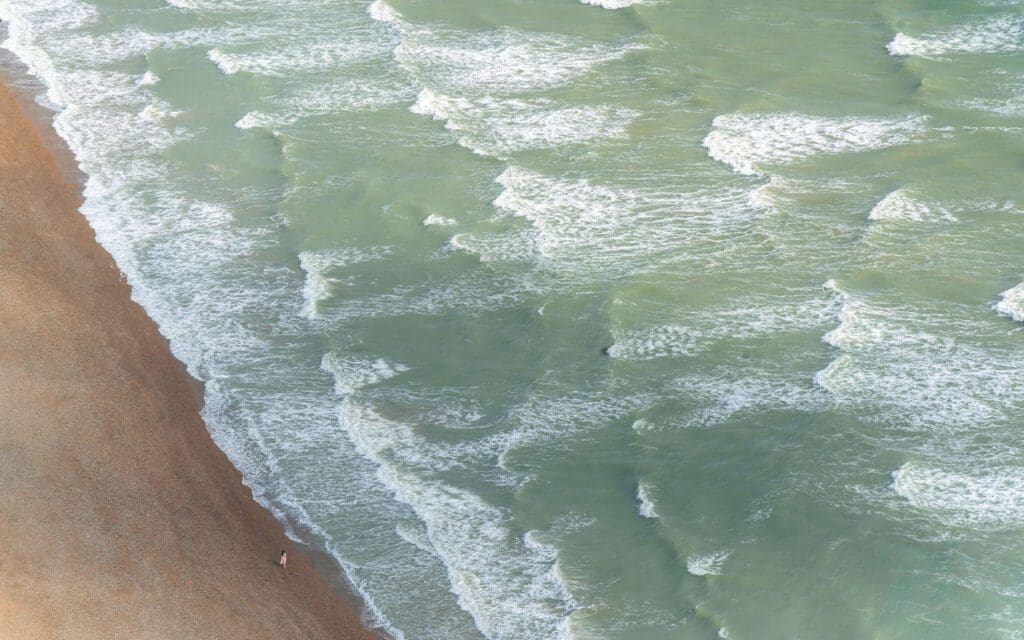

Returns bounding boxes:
[368,0,403,24]
[579,0,651,8]
[819,279,906,351]
[686,551,729,576]
[208,38,387,77]
[704,112,928,176]
[893,462,1024,529]
[672,372,829,429]
[271,77,417,116]
[381,15,641,94]
[321,352,408,396]
[867,189,954,222]
[138,100,182,124]
[637,481,659,519]
[330,397,577,640]
[994,282,1024,322]
[235,110,292,132]
[411,87,636,158]
[0,1,576,637]
[454,165,755,278]
[608,325,700,360]
[138,70,160,87]
[815,281,1024,433]
[297,248,392,319]
[423,213,457,226]
[888,16,1024,57]
[609,288,842,361]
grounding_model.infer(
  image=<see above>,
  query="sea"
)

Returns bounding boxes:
[3,0,1024,638]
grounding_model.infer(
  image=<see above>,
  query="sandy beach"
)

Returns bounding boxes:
[0,74,381,640]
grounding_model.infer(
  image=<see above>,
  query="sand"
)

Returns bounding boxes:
[0,74,382,639]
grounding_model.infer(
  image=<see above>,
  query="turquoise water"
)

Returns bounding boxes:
[4,0,1024,637]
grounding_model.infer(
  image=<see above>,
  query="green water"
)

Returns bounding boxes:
[5,0,1024,637]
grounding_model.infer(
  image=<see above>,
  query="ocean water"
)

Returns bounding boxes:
[3,0,1024,637]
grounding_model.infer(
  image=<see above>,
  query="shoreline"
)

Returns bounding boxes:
[0,44,386,640]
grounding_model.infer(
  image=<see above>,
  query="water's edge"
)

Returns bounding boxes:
[0,20,393,639]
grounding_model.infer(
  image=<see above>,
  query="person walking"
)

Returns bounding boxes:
[278,550,288,572]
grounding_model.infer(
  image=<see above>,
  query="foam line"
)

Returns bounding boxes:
[704,113,928,176]
[994,282,1024,322]
[888,16,1024,57]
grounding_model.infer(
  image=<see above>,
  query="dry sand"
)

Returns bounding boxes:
[0,74,382,640]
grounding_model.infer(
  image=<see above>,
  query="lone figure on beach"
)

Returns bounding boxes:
[278,550,288,572]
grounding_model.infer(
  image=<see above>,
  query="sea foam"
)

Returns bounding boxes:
[888,16,1024,57]
[413,88,637,158]
[994,282,1024,322]
[704,113,928,176]
[297,248,391,319]
[368,0,403,24]
[893,462,1024,529]
[637,482,659,518]
[579,0,652,8]
[815,281,1024,434]
[471,165,755,278]
[332,399,577,640]
[208,39,386,77]
[392,27,641,94]
[867,189,953,222]
[686,551,729,576]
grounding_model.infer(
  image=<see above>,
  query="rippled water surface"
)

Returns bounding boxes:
[4,0,1024,638]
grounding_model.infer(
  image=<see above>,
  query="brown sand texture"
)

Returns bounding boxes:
[0,77,382,640]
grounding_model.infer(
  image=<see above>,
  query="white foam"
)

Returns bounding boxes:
[473,165,754,277]
[704,112,928,176]
[208,48,242,75]
[815,282,1024,433]
[269,73,415,116]
[138,101,181,123]
[394,519,438,557]
[819,280,938,353]
[368,0,402,24]
[0,2,487,638]
[674,372,828,429]
[207,38,386,77]
[631,418,652,431]
[821,285,882,351]
[579,0,651,7]
[637,482,659,518]
[746,505,772,524]
[393,28,641,94]
[411,88,636,158]
[747,175,787,209]
[423,213,457,226]
[138,70,160,86]
[868,189,953,222]
[297,248,391,318]
[298,253,334,319]
[336,399,577,640]
[994,282,1024,322]
[686,551,729,576]
[608,325,700,360]
[893,462,1024,529]
[320,353,408,395]
[887,16,1024,57]
[611,289,842,361]
[235,110,294,132]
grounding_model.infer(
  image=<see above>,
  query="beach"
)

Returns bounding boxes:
[0,74,380,639]
[4,0,1024,637]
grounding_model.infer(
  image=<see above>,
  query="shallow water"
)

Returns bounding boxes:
[3,0,1024,638]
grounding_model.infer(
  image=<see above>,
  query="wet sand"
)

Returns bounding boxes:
[0,74,382,640]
